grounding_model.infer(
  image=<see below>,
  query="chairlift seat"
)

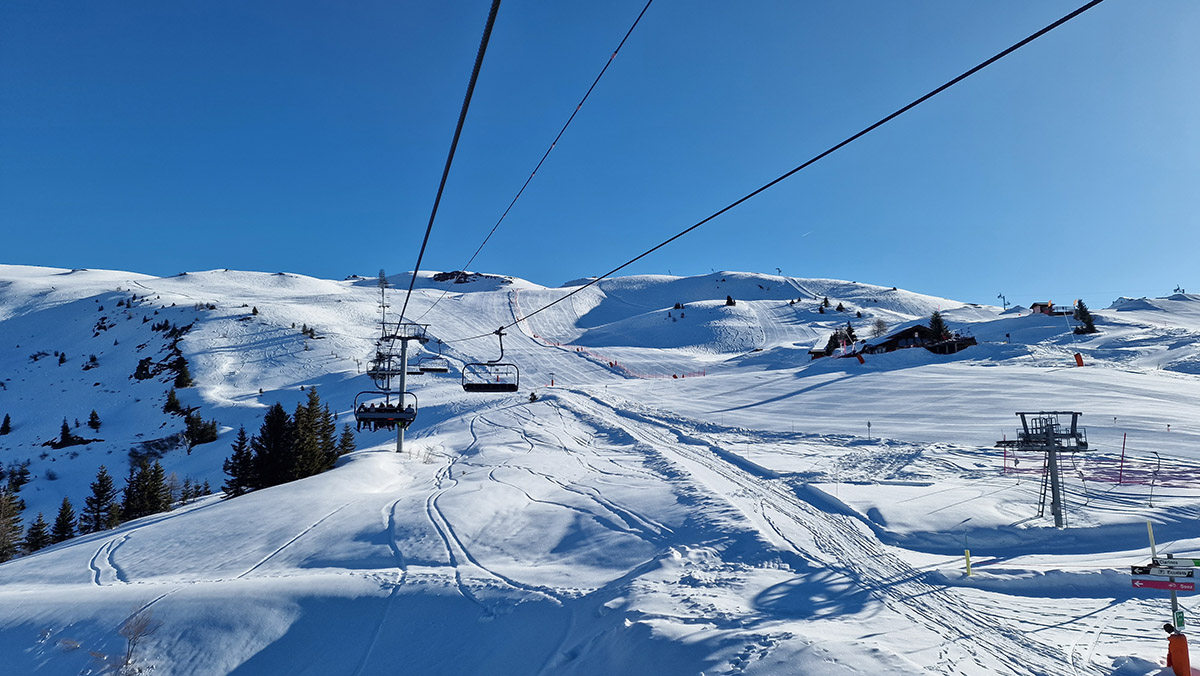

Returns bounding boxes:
[462,362,519,393]
[462,382,519,393]
[353,391,419,430]
[418,357,450,374]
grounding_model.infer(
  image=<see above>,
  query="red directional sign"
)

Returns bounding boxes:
[1132,579,1195,592]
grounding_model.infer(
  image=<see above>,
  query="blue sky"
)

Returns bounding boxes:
[2,1,1196,306]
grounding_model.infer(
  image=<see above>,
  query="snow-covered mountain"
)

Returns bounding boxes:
[1,264,1197,675]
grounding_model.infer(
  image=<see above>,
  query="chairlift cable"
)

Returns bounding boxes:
[414,0,655,324]
[397,0,503,325]
[446,0,1107,344]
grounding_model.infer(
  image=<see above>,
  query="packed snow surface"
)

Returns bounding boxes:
[1,264,1197,675]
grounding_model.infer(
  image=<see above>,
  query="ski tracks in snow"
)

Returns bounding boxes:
[426,458,562,610]
[89,533,131,586]
[571,393,1101,676]
[236,500,356,579]
[350,497,408,676]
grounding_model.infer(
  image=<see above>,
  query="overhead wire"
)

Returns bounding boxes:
[447,0,1107,344]
[396,0,503,324]
[414,0,656,324]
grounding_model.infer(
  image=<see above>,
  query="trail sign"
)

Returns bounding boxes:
[1153,558,1200,568]
[1131,566,1196,578]
[1131,579,1195,592]
[1176,610,1186,628]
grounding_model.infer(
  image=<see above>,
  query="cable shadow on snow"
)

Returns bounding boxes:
[707,373,857,414]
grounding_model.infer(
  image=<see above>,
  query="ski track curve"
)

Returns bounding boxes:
[88,534,131,586]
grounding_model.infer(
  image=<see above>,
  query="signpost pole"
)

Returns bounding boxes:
[1148,521,1182,625]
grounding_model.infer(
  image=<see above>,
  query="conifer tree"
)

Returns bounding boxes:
[824,328,849,355]
[292,396,325,480]
[336,424,357,462]
[844,321,857,343]
[318,403,338,470]
[174,358,193,388]
[6,462,31,493]
[251,404,294,489]
[928,311,949,340]
[60,418,74,445]
[51,497,76,543]
[23,512,50,553]
[0,413,10,435]
[122,460,152,521]
[822,296,831,308]
[148,461,171,513]
[0,490,23,562]
[1073,299,1097,334]
[163,388,183,415]
[725,295,736,307]
[121,460,171,520]
[222,427,255,497]
[184,412,218,448]
[81,466,122,533]
[88,409,101,431]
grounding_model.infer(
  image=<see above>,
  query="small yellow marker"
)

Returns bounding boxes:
[965,549,972,576]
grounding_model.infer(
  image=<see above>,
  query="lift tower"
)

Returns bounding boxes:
[355,273,426,454]
[996,412,1088,528]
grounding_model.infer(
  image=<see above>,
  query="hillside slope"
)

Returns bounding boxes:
[1,265,1197,676]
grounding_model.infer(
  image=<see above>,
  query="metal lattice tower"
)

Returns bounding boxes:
[361,272,427,453]
[996,412,1087,528]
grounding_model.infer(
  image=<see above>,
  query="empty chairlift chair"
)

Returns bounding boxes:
[461,329,520,393]
[419,340,451,374]
[418,356,450,374]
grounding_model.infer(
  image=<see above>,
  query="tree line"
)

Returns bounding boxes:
[222,387,356,498]
[0,459,211,562]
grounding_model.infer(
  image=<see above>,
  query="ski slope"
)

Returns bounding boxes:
[0,264,1197,675]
